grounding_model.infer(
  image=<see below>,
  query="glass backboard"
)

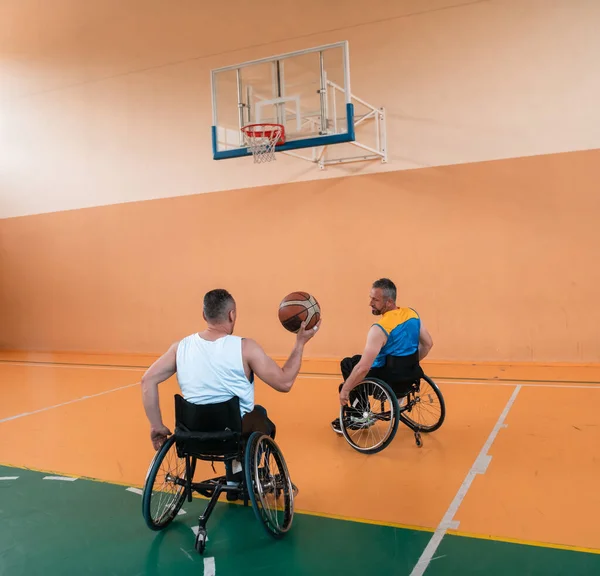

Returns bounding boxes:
[211,41,355,160]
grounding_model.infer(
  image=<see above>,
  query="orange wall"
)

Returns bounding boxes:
[1,148,599,363]
[1,0,599,363]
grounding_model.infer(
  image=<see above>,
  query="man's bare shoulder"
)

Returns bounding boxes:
[241,337,261,357]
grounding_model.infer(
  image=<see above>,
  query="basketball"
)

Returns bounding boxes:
[278,291,321,333]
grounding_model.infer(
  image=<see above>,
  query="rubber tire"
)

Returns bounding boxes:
[340,378,400,455]
[244,432,293,539]
[401,375,446,433]
[142,435,194,531]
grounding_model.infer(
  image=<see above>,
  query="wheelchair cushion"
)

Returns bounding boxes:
[384,351,424,396]
[174,394,242,459]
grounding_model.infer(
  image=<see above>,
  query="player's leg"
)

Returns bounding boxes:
[341,354,362,380]
[331,355,365,434]
[242,405,298,497]
[242,404,276,439]
[225,406,276,502]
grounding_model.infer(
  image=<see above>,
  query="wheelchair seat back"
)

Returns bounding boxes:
[384,351,425,395]
[174,394,242,460]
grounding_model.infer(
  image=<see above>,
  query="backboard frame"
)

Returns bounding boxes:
[211,41,355,160]
[210,40,386,168]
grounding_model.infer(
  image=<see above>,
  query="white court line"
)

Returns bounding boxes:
[0,382,140,424]
[191,526,209,541]
[409,385,522,576]
[204,557,216,576]
[127,486,186,514]
[434,379,600,389]
[298,373,600,388]
[0,361,145,372]
[0,476,19,480]
[43,475,78,481]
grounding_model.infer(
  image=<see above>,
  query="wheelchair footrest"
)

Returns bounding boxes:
[192,476,227,498]
[194,476,247,501]
[196,475,227,486]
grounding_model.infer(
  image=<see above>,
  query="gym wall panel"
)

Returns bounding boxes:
[1,149,598,363]
[1,0,599,363]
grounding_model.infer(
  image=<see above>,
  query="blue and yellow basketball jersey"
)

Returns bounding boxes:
[371,308,420,368]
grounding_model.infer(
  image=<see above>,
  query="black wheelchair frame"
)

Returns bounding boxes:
[142,394,295,554]
[339,370,446,454]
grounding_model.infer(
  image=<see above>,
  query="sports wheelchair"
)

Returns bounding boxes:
[142,394,295,555]
[339,354,446,454]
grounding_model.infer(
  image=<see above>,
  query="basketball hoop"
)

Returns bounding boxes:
[241,123,285,163]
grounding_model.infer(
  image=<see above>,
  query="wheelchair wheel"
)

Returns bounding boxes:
[142,435,196,531]
[400,375,445,433]
[339,378,400,454]
[244,432,294,539]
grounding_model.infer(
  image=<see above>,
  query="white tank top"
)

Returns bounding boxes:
[175,333,254,416]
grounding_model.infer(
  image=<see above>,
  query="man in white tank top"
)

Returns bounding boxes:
[141,288,320,452]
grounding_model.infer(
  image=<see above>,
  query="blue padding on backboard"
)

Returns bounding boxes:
[211,125,218,157]
[346,102,355,141]
[212,103,355,160]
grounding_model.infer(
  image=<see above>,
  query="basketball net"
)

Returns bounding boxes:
[241,124,285,164]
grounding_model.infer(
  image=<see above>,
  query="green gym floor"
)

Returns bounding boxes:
[2,464,600,575]
[2,356,600,575]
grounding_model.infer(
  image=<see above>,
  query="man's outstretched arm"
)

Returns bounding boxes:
[244,319,321,393]
[339,326,387,405]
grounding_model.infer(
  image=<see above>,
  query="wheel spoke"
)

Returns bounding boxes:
[143,437,192,529]
[401,377,445,432]
[341,379,399,453]
[249,435,294,536]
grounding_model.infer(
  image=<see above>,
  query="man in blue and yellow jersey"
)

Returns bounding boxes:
[331,278,433,434]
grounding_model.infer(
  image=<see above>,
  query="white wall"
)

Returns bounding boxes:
[1,0,599,218]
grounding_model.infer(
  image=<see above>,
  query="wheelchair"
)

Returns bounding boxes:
[339,355,446,454]
[141,394,295,555]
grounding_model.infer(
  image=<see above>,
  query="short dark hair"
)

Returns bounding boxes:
[372,278,396,302]
[203,289,235,322]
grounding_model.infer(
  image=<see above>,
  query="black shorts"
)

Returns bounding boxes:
[340,353,423,398]
[241,405,276,439]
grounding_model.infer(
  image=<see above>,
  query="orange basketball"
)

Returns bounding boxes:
[278,291,321,333]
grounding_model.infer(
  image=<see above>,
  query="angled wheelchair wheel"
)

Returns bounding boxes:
[340,378,400,454]
[244,432,294,539]
[400,375,446,433]
[142,435,196,531]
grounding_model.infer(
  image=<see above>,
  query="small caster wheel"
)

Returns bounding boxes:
[415,432,422,448]
[195,528,207,554]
